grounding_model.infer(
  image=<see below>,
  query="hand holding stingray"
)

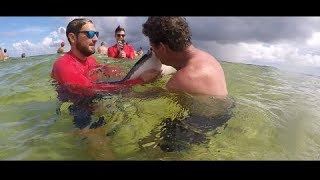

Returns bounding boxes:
[96,50,162,84]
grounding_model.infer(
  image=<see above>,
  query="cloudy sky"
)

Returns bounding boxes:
[1,16,320,75]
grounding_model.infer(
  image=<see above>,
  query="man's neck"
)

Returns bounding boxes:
[70,49,87,61]
[167,45,196,70]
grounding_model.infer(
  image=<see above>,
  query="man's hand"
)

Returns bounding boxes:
[139,69,161,83]
[137,50,143,56]
[118,50,126,58]
[117,40,124,50]
[117,40,126,58]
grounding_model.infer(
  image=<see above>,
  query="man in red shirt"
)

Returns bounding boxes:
[51,18,160,129]
[107,25,135,59]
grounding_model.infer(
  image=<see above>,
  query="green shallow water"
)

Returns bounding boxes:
[1,54,320,160]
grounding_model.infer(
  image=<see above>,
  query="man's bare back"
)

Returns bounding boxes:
[166,49,228,97]
[57,47,64,54]
[142,17,228,97]
[0,51,5,61]
[97,46,108,55]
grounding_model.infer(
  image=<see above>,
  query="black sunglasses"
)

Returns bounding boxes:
[117,34,126,37]
[78,31,99,39]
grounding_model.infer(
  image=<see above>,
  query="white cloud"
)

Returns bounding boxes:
[7,17,320,76]
[11,27,67,57]
[20,27,47,33]
[196,40,320,71]
[57,27,66,34]
[306,32,320,47]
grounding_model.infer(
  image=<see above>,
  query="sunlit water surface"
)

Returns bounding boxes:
[1,54,320,160]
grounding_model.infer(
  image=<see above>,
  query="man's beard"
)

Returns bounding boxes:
[76,42,95,56]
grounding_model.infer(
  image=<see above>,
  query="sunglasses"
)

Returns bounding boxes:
[117,34,126,37]
[78,31,99,39]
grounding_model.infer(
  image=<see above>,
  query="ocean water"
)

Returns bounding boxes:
[1,54,320,160]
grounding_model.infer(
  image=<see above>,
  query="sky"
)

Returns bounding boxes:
[1,16,320,76]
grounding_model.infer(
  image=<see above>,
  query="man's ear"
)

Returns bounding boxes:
[68,33,76,44]
[159,42,169,53]
[158,42,166,52]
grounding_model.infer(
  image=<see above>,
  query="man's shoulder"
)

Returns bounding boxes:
[88,55,97,60]
[87,55,98,63]
[127,44,135,50]
[57,47,64,53]
[54,53,71,64]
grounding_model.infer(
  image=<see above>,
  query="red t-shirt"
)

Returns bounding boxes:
[51,51,143,98]
[107,44,135,59]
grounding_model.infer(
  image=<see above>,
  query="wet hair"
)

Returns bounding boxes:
[142,16,192,51]
[21,53,26,58]
[115,25,125,34]
[4,49,7,53]
[101,42,105,46]
[66,18,93,44]
[60,42,65,47]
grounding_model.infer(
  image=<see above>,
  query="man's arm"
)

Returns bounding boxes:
[127,46,135,59]
[53,61,145,96]
[166,71,198,95]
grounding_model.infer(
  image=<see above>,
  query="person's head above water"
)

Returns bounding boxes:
[142,16,228,97]
[107,25,136,59]
[142,16,192,52]
[60,42,65,47]
[114,25,126,42]
[66,18,99,58]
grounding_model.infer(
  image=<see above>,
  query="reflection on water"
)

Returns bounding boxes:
[1,54,320,160]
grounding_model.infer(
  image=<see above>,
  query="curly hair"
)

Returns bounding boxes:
[142,16,192,51]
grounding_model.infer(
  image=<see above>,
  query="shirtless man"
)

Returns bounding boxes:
[57,42,65,54]
[142,17,230,152]
[97,42,108,55]
[3,49,9,60]
[0,48,4,61]
[142,16,228,97]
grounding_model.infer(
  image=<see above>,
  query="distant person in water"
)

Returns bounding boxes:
[107,25,135,59]
[143,16,228,97]
[97,42,108,55]
[0,48,4,61]
[135,47,143,57]
[3,49,9,60]
[21,53,26,58]
[57,42,65,54]
[51,18,160,130]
